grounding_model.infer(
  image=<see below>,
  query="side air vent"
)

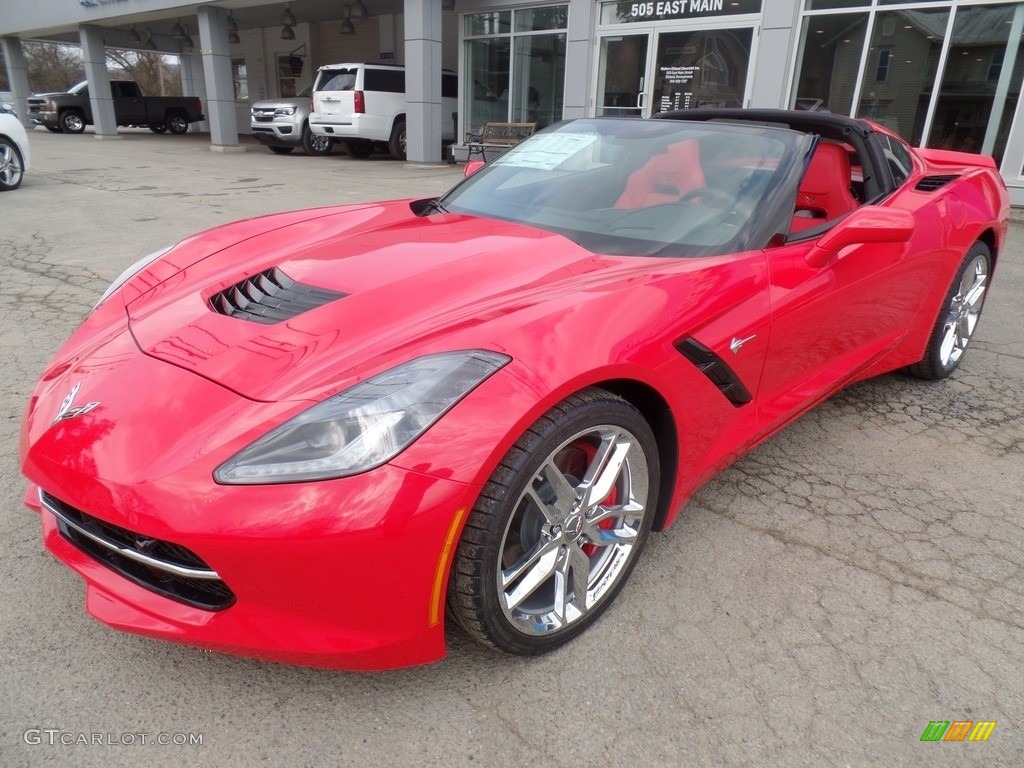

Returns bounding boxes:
[915,174,959,192]
[676,338,752,407]
[209,267,345,324]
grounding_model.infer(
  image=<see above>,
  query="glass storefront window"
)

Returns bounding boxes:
[465,38,511,136]
[653,29,753,111]
[512,34,567,126]
[465,12,511,37]
[857,9,949,141]
[463,6,568,139]
[927,3,1024,163]
[516,7,568,32]
[791,13,868,114]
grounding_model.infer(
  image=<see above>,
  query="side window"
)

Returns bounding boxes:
[880,135,913,187]
[364,69,405,93]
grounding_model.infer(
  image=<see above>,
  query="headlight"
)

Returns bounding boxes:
[94,244,174,308]
[215,350,510,484]
[274,106,297,116]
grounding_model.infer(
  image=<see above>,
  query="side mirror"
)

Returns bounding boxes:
[805,206,915,268]
[463,160,486,178]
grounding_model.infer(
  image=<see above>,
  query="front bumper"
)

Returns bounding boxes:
[20,332,484,670]
[250,121,301,147]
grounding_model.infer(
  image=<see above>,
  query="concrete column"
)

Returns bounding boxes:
[196,5,241,151]
[563,0,596,119]
[404,0,443,164]
[79,24,118,138]
[179,51,210,134]
[1,36,31,129]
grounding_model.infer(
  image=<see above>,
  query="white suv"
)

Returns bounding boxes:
[309,63,457,160]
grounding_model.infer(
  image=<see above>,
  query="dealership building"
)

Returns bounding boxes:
[4,0,1024,203]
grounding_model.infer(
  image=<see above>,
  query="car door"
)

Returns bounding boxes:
[756,206,935,432]
[112,82,146,125]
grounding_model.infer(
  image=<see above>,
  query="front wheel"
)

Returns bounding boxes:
[165,112,188,135]
[906,241,991,380]
[387,120,407,160]
[301,124,332,156]
[0,137,25,191]
[60,110,85,134]
[447,388,659,655]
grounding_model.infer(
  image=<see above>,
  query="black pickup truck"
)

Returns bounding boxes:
[27,80,204,135]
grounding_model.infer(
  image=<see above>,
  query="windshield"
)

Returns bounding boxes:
[441,118,811,258]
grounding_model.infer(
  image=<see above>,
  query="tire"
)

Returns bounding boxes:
[906,241,991,380]
[345,139,374,159]
[269,146,294,155]
[45,126,63,134]
[165,112,188,135]
[387,119,407,161]
[0,137,25,191]
[300,124,333,156]
[148,124,167,134]
[59,110,85,134]
[447,388,659,655]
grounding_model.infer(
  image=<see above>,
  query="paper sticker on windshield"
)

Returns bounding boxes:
[498,133,598,170]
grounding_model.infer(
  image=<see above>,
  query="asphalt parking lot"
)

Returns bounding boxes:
[1,128,1022,768]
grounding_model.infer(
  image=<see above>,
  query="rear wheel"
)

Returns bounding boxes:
[165,112,188,135]
[906,241,991,380]
[0,137,25,191]
[300,124,332,156]
[60,110,85,134]
[447,388,659,655]
[345,139,374,159]
[269,146,294,155]
[387,119,407,160]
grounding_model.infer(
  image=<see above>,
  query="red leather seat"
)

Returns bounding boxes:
[616,140,705,209]
[790,142,859,233]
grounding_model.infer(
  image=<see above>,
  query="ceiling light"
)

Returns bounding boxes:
[282,4,297,27]
[227,14,239,33]
[172,19,186,37]
[351,1,368,18]
[281,24,296,41]
[128,25,141,43]
[229,30,240,44]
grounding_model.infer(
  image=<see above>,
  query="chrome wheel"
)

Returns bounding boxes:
[498,425,651,636]
[906,241,991,380]
[939,252,987,368]
[448,388,659,655]
[166,113,188,134]
[60,111,85,134]
[0,139,24,191]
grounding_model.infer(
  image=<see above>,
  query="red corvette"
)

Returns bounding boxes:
[20,110,1008,670]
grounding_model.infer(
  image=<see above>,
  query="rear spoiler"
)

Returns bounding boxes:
[917,147,997,170]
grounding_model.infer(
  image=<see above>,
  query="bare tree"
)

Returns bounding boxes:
[106,49,182,96]
[23,42,84,93]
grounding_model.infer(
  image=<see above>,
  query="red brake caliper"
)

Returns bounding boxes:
[571,440,618,557]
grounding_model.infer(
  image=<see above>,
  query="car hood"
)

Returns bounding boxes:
[126,200,655,402]
[251,97,307,109]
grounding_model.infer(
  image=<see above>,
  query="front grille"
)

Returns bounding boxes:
[915,174,959,192]
[41,491,235,611]
[253,114,274,123]
[209,267,346,324]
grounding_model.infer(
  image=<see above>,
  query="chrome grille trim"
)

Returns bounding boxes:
[40,489,221,581]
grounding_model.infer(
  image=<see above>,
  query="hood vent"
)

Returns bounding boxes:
[210,267,346,324]
[915,174,959,192]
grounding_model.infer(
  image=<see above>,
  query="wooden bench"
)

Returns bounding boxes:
[463,121,537,162]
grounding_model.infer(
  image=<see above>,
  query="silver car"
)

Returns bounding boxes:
[250,85,333,156]
[0,111,30,191]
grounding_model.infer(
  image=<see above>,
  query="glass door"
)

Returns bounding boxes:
[595,26,755,118]
[651,28,754,113]
[596,34,651,116]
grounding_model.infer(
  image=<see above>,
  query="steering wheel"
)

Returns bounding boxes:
[678,187,738,211]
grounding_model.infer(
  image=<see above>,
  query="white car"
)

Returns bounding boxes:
[0,112,30,191]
